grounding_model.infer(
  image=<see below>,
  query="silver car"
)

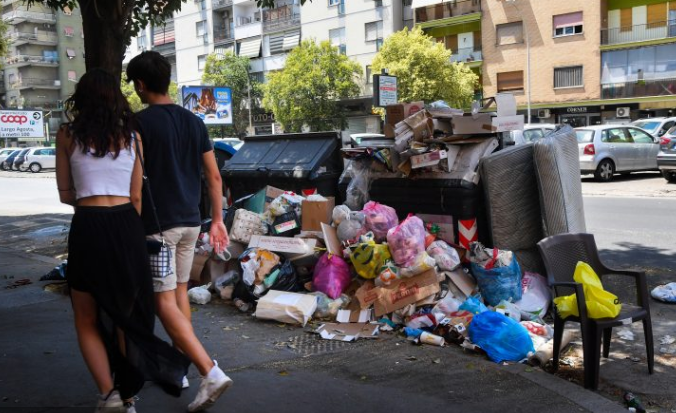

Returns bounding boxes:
[576,125,660,182]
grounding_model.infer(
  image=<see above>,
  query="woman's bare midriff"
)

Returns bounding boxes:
[77,195,131,207]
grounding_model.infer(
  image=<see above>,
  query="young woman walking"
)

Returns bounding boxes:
[56,68,190,412]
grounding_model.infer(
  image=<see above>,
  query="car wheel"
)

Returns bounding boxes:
[594,159,615,182]
[29,162,42,173]
[0,162,6,171]
[661,170,676,183]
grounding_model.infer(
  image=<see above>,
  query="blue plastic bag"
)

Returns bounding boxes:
[471,258,523,307]
[459,295,489,315]
[468,311,535,363]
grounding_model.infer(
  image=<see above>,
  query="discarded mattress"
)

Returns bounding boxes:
[533,125,586,236]
[479,144,544,273]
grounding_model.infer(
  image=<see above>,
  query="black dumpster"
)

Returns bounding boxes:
[221,132,344,201]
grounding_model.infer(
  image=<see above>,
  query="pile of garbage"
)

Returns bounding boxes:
[189,186,559,366]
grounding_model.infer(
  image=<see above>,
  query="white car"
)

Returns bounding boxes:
[23,147,56,173]
[631,117,676,138]
[509,124,558,145]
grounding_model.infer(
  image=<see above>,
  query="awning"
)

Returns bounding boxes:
[238,38,261,58]
[282,31,300,51]
[411,0,445,9]
[66,48,76,59]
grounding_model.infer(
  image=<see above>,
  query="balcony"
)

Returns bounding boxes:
[152,42,176,56]
[235,16,261,39]
[263,5,300,33]
[601,78,676,99]
[2,10,56,24]
[10,78,60,90]
[212,0,233,10]
[414,0,481,28]
[5,54,59,68]
[8,31,58,46]
[450,46,482,65]
[213,26,235,44]
[601,20,676,48]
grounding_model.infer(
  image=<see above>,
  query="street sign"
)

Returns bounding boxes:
[373,74,398,107]
[0,110,44,139]
[182,85,233,125]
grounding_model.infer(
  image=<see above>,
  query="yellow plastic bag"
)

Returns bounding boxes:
[349,234,392,279]
[553,261,621,319]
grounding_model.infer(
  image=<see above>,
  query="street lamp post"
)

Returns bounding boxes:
[505,0,531,124]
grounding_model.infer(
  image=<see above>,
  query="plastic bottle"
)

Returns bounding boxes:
[623,392,646,413]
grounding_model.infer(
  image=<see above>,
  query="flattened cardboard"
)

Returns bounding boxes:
[301,197,335,231]
[373,269,441,316]
[321,223,343,256]
[410,150,448,169]
[317,322,380,342]
[385,101,424,137]
[491,115,525,132]
[190,254,209,282]
[336,309,374,323]
[446,268,477,298]
[248,235,309,255]
[355,280,378,309]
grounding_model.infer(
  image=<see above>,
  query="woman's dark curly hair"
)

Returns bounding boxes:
[65,68,136,158]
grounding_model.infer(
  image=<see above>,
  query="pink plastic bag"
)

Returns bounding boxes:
[362,201,399,242]
[387,215,426,268]
[313,253,352,299]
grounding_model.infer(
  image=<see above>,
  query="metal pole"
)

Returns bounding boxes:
[247,76,253,133]
[525,16,531,124]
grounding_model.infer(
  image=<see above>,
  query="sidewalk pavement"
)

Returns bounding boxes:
[0,246,673,413]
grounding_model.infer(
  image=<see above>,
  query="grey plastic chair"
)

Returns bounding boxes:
[537,233,654,390]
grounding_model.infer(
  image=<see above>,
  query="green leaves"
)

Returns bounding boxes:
[263,40,361,132]
[371,27,479,108]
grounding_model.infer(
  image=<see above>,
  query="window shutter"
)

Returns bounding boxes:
[282,30,300,51]
[497,22,523,45]
[366,22,377,41]
[269,33,284,54]
[648,3,667,27]
[497,71,524,92]
[620,8,632,31]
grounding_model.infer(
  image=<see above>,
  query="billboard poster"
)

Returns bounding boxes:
[0,110,44,138]
[182,86,233,125]
[373,74,398,107]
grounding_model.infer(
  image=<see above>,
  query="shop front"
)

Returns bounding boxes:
[555,106,602,127]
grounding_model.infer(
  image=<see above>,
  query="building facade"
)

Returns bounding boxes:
[1,1,85,141]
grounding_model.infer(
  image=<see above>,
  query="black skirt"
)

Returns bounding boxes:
[67,203,190,399]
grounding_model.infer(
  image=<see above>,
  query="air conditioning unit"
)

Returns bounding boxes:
[616,107,630,118]
[537,109,551,119]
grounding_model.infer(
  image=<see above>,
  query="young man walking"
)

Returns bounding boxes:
[126,51,232,412]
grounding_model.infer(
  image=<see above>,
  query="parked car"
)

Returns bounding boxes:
[2,149,22,170]
[23,147,56,173]
[0,149,20,170]
[631,117,676,138]
[657,128,676,182]
[12,148,32,171]
[508,124,558,145]
[576,125,660,182]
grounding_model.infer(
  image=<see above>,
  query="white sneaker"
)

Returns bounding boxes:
[94,390,124,413]
[182,375,190,389]
[187,361,233,412]
[124,401,137,413]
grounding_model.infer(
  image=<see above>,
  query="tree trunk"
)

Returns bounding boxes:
[78,0,128,81]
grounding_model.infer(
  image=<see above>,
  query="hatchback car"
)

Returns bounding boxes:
[0,148,17,168]
[656,130,676,182]
[631,117,676,138]
[12,148,32,171]
[509,123,558,145]
[0,149,21,170]
[576,125,660,181]
[23,147,56,173]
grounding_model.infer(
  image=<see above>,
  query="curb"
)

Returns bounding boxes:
[0,246,61,265]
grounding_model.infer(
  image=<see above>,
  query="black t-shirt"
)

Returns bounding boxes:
[136,104,212,235]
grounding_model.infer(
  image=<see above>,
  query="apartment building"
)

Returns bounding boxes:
[1,1,85,141]
[300,0,405,134]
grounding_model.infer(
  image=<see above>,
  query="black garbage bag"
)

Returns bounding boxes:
[233,252,302,305]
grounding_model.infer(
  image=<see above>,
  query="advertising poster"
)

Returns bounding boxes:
[182,86,233,125]
[0,110,44,138]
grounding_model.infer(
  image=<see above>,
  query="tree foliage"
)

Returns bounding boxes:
[26,0,187,80]
[263,40,361,132]
[0,20,9,63]
[202,52,262,137]
[371,27,479,108]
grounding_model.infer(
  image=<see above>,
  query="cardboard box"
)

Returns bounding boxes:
[491,114,525,132]
[336,309,374,323]
[446,268,477,298]
[355,280,378,309]
[321,223,343,256]
[373,269,441,316]
[410,150,448,169]
[248,235,310,255]
[301,197,335,231]
[450,113,494,135]
[190,253,209,283]
[317,322,380,342]
[255,290,318,325]
[384,101,424,137]
[244,185,285,213]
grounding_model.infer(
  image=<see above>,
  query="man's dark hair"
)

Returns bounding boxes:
[126,51,171,94]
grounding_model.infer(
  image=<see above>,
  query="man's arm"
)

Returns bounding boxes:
[202,150,229,253]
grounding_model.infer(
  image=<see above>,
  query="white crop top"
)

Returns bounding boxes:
[70,140,136,200]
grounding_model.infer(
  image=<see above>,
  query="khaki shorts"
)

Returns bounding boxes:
[148,226,200,293]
